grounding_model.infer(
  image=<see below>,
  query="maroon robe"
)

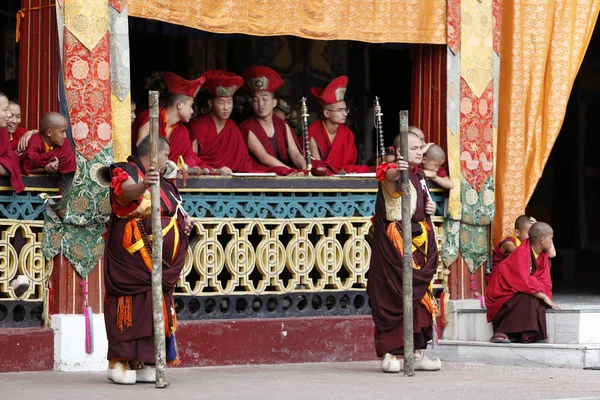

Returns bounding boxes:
[188,114,267,173]
[9,126,28,151]
[20,133,76,175]
[367,169,438,357]
[485,240,552,342]
[104,158,187,363]
[136,108,206,169]
[308,120,372,175]
[0,128,25,192]
[239,115,302,175]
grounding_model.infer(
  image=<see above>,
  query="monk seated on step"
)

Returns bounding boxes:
[20,112,76,176]
[240,66,306,176]
[420,143,454,190]
[189,70,267,175]
[6,99,37,154]
[485,222,559,344]
[491,215,537,269]
[136,71,209,176]
[308,76,372,176]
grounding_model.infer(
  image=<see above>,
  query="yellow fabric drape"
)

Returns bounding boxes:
[494,0,600,240]
[128,0,446,44]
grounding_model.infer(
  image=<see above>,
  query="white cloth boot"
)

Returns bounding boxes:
[413,350,442,371]
[136,365,156,383]
[380,353,401,373]
[107,360,136,384]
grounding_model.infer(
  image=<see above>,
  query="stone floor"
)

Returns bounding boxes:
[2,361,599,400]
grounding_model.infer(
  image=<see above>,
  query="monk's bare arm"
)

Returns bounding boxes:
[247,131,288,168]
[309,137,321,160]
[431,176,455,190]
[501,241,517,254]
[192,139,199,154]
[136,122,150,146]
[286,126,307,169]
[0,164,7,175]
[120,171,158,201]
[548,244,556,258]
[534,292,560,309]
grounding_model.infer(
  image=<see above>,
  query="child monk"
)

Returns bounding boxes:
[421,143,454,190]
[0,92,24,192]
[491,215,538,268]
[20,112,76,175]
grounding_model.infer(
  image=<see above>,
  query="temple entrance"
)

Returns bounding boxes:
[527,21,600,295]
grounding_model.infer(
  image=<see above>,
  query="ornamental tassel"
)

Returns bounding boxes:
[470,274,485,309]
[81,281,94,354]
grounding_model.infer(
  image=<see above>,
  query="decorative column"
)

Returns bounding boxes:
[43,0,131,315]
[442,0,500,300]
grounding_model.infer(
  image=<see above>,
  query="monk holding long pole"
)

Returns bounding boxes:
[367,110,442,375]
[103,90,193,386]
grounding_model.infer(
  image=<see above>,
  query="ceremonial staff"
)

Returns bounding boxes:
[399,110,414,377]
[374,97,385,164]
[300,97,312,172]
[148,91,168,388]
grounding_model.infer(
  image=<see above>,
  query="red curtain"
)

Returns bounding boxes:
[18,0,59,130]
[410,44,447,151]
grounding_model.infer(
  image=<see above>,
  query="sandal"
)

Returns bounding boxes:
[490,332,511,343]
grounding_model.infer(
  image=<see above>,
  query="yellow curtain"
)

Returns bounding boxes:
[128,0,446,44]
[494,0,600,240]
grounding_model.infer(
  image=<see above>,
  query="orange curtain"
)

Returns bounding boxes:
[128,0,446,44]
[494,0,600,240]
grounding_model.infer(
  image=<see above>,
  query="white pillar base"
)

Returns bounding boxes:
[51,314,108,372]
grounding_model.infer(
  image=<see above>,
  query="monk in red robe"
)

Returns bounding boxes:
[136,71,208,175]
[486,222,558,344]
[104,135,192,384]
[491,215,536,268]
[367,132,441,373]
[189,70,265,174]
[308,76,371,175]
[239,66,306,176]
[6,100,37,154]
[20,112,76,176]
[0,92,24,192]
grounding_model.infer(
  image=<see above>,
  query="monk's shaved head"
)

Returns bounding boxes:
[393,131,419,150]
[424,144,446,162]
[528,222,553,243]
[40,112,67,133]
[137,135,170,157]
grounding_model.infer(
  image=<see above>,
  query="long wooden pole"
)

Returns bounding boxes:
[399,110,414,376]
[148,90,168,388]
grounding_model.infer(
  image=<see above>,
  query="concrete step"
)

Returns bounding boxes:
[443,300,600,345]
[429,340,600,370]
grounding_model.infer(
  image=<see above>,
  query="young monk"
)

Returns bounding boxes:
[486,222,558,344]
[0,92,24,192]
[6,100,37,153]
[308,76,371,175]
[239,66,306,175]
[136,71,208,175]
[421,143,454,190]
[20,112,76,175]
[492,215,537,268]
[189,70,265,175]
[367,131,441,373]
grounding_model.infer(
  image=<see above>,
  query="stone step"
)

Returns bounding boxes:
[429,340,600,370]
[444,300,600,345]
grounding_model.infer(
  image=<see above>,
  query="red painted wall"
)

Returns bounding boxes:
[0,328,54,372]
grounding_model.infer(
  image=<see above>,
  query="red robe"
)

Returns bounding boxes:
[0,128,25,192]
[136,108,206,169]
[491,236,518,268]
[239,115,301,175]
[9,126,28,151]
[307,121,372,175]
[20,133,76,175]
[485,239,552,322]
[188,114,266,173]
